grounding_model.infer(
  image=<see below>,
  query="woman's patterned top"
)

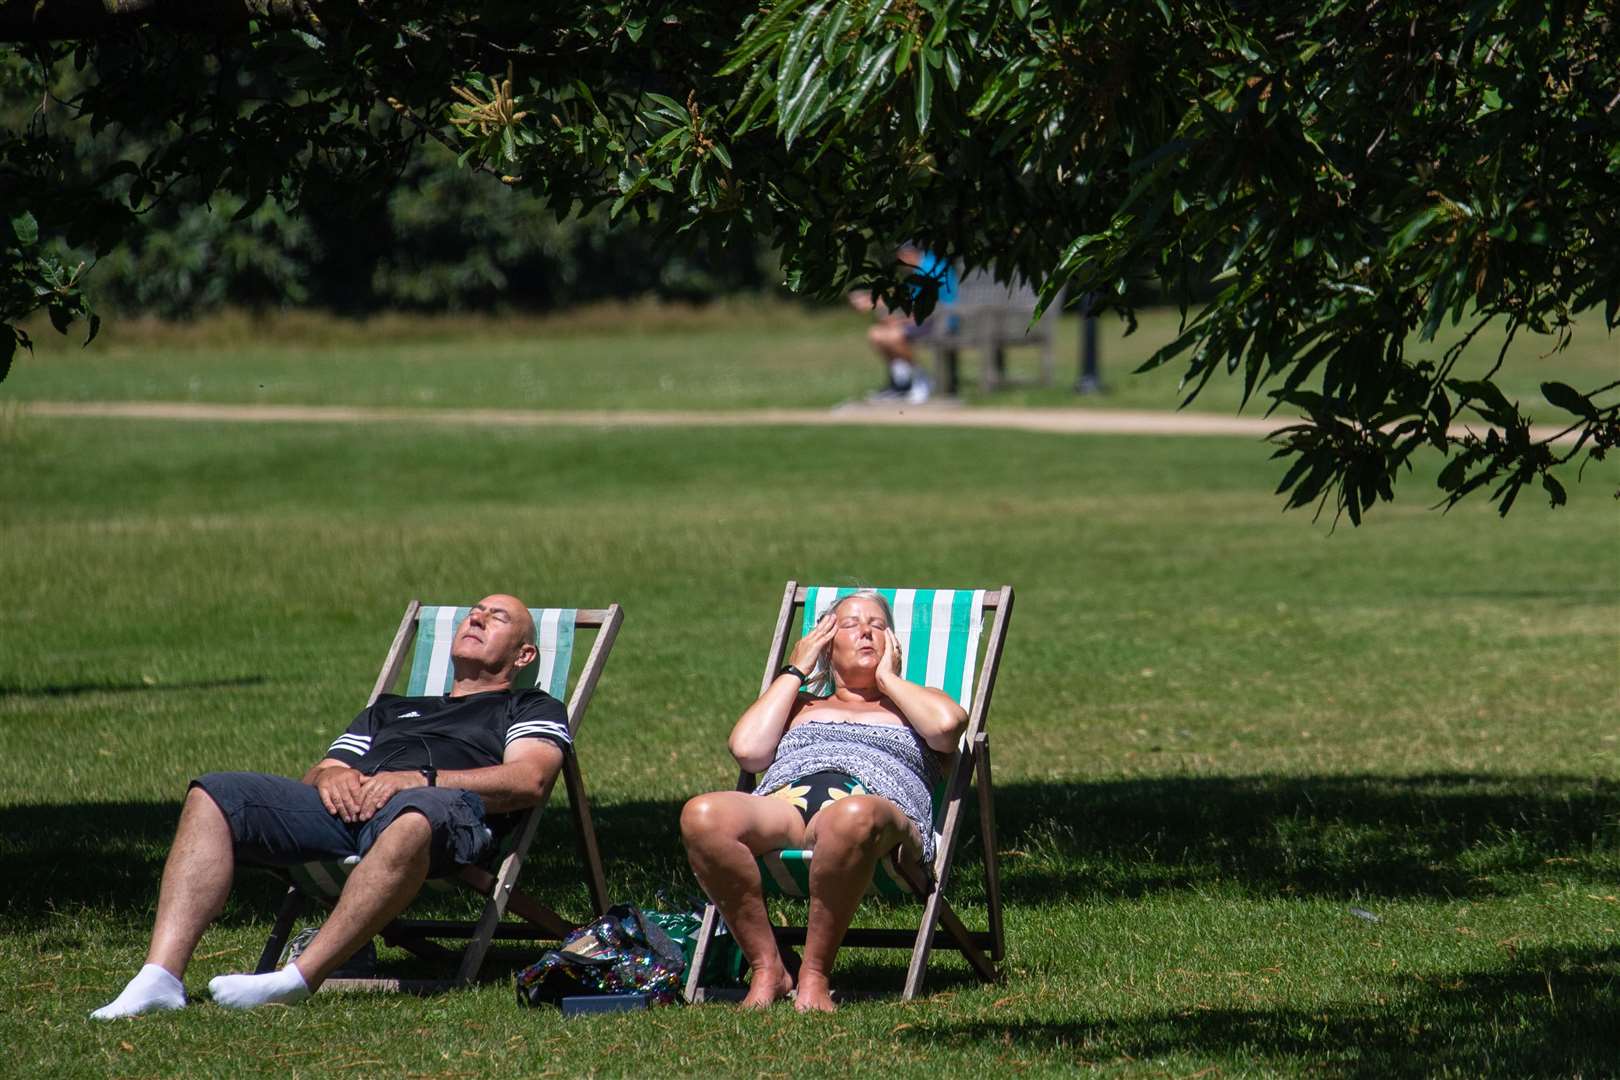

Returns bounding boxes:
[755,721,943,864]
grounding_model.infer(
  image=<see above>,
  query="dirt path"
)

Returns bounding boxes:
[16,399,1573,442]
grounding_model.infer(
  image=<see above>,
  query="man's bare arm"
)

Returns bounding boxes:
[430,738,565,813]
[348,739,565,820]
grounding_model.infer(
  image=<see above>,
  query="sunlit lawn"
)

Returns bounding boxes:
[10,300,1615,423]
[1,385,1615,1077]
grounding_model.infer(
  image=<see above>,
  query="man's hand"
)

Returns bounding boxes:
[311,765,367,823]
[353,769,428,821]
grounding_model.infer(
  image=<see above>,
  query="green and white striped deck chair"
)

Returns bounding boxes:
[684,581,1014,1003]
[255,599,623,993]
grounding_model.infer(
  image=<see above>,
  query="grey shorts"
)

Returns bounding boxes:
[902,312,960,341]
[192,771,493,876]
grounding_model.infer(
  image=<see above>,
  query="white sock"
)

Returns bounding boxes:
[889,359,914,388]
[90,963,186,1020]
[208,965,310,1010]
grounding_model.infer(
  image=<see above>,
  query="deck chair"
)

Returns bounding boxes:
[683,581,1014,1003]
[253,599,623,993]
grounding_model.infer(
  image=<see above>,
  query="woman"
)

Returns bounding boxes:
[680,590,968,1011]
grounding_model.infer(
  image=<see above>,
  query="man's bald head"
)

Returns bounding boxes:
[450,594,539,689]
[497,595,537,649]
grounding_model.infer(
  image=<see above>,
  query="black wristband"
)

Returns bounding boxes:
[778,664,809,686]
[419,766,437,787]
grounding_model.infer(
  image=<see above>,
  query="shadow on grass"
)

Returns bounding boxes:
[992,773,1620,901]
[900,943,1620,1077]
[0,675,266,698]
[4,772,1613,925]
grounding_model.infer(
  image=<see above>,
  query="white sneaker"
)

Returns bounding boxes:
[904,375,932,404]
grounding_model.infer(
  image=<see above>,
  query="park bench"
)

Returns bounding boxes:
[928,270,1066,395]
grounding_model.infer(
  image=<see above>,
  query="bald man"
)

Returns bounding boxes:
[92,595,569,1018]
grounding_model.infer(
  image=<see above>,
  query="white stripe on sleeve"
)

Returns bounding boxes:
[505,720,571,746]
[328,735,371,756]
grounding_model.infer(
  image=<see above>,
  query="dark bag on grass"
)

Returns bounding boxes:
[515,903,686,1008]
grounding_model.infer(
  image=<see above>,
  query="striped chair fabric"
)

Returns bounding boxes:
[758,586,987,899]
[287,605,576,901]
[406,605,575,699]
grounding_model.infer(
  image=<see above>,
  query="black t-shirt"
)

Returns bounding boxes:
[324,689,570,774]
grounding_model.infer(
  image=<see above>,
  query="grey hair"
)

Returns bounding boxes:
[806,589,896,695]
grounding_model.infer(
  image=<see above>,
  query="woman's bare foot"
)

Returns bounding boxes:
[740,963,794,1008]
[793,969,836,1013]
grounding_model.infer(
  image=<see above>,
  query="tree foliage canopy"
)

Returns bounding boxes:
[2,0,1616,518]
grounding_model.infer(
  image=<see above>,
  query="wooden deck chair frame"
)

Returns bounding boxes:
[683,581,1013,1003]
[253,598,623,993]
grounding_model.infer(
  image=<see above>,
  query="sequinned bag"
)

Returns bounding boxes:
[515,903,686,1008]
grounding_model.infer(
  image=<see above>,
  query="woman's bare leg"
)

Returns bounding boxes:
[797,796,916,1012]
[681,792,806,1007]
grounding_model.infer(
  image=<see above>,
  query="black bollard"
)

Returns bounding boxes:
[1075,291,1103,395]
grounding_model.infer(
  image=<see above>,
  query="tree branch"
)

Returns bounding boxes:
[0,0,310,42]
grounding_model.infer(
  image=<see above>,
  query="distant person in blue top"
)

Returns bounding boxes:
[847,244,958,404]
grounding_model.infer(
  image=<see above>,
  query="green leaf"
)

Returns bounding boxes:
[9,212,38,246]
[845,41,899,114]
[780,56,827,147]
[1429,389,1451,448]
[719,0,809,76]
[1437,455,1468,491]
[1447,378,1513,417]
[645,93,689,124]
[231,191,268,222]
[1540,381,1597,420]
[1389,207,1442,256]
[815,1,851,61]
[967,67,1010,117]
[1273,451,1314,496]
[914,59,933,134]
[709,142,733,169]
[1542,472,1567,507]
[778,0,831,105]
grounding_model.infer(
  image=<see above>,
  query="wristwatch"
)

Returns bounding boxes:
[418,766,438,787]
[777,664,809,686]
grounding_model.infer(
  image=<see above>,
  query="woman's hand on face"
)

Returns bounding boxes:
[787,612,838,675]
[877,627,904,687]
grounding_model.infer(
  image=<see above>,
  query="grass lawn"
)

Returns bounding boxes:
[8,300,1616,422]
[0,374,1616,1074]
